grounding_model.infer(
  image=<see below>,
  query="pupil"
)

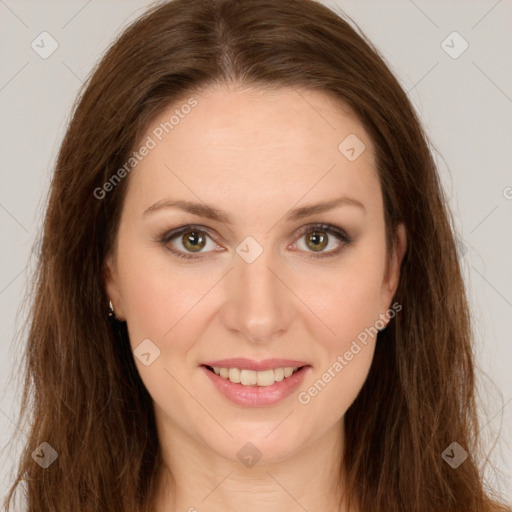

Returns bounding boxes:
[184,231,205,252]
[308,231,327,251]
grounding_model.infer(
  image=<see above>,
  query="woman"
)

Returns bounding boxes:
[4,0,510,510]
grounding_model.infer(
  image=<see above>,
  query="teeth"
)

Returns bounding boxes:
[228,368,241,383]
[256,369,275,386]
[274,367,284,382]
[211,366,300,387]
[240,369,257,386]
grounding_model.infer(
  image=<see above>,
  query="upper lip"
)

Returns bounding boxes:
[201,358,311,371]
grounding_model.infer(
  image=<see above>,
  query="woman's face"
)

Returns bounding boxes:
[104,84,406,464]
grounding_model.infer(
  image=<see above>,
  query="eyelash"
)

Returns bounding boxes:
[158,223,352,260]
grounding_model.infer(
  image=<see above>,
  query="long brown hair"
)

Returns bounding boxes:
[3,0,510,510]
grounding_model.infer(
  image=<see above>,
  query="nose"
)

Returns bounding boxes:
[220,243,294,344]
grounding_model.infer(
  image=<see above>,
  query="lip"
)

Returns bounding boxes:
[201,358,310,371]
[200,363,312,407]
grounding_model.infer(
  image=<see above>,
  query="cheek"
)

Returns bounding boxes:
[116,249,206,422]
[293,246,385,419]
[303,246,387,350]
[296,340,375,433]
[116,241,203,346]
[327,268,383,343]
[117,224,387,364]
[295,268,384,423]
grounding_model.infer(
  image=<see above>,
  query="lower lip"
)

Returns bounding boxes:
[200,365,311,407]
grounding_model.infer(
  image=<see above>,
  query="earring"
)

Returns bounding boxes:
[107,300,116,319]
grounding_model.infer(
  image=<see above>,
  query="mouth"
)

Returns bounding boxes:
[199,362,312,407]
[202,364,307,387]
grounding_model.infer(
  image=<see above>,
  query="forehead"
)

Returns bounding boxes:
[124,85,380,220]
[149,84,370,154]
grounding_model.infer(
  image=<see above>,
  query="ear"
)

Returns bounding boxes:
[380,223,407,317]
[102,253,126,321]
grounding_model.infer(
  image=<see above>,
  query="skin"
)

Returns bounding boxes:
[104,83,407,512]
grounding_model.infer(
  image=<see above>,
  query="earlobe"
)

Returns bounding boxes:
[102,254,126,321]
[381,223,407,314]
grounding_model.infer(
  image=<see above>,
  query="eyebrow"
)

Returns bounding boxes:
[143,196,365,224]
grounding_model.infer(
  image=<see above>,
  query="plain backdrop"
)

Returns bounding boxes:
[1,0,511,506]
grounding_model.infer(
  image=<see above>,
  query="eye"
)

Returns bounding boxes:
[160,225,220,259]
[292,223,352,259]
[158,223,352,260]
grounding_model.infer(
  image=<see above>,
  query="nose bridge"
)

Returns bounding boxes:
[223,236,292,343]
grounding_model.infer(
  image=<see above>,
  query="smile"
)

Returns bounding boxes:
[205,365,302,387]
[200,360,312,407]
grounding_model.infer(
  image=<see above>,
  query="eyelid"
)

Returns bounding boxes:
[158,222,352,259]
[159,224,220,245]
[293,223,350,244]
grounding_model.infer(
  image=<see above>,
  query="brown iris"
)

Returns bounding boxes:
[305,230,328,252]
[181,230,207,252]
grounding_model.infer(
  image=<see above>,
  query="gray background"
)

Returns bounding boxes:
[1,0,511,506]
